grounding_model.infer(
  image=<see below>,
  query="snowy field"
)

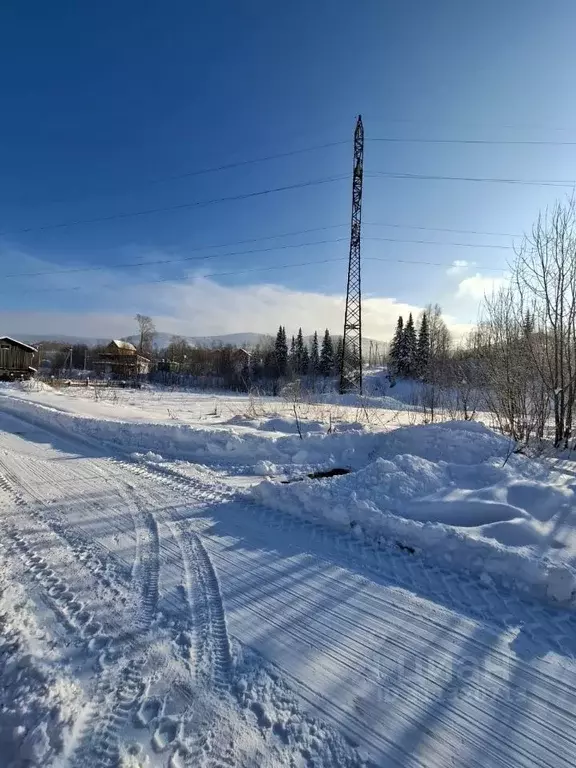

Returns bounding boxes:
[1,381,576,766]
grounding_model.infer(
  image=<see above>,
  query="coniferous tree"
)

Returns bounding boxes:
[295,328,307,375]
[403,313,418,376]
[523,309,535,337]
[301,343,309,375]
[334,337,344,376]
[389,316,404,375]
[319,329,334,377]
[288,334,296,374]
[274,326,288,378]
[309,331,320,377]
[416,311,430,378]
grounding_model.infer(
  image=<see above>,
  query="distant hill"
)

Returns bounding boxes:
[12,331,386,355]
[13,333,109,346]
[123,332,273,349]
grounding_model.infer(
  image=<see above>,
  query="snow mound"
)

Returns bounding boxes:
[4,379,53,393]
[0,393,375,468]
[130,450,164,463]
[257,416,326,434]
[253,421,576,606]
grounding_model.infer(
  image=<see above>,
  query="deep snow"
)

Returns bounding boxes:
[253,421,576,604]
[2,385,576,605]
[3,383,576,766]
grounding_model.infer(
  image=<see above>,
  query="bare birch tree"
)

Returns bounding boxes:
[135,314,156,356]
[514,198,576,446]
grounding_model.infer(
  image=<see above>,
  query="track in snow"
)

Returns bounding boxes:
[3,407,576,767]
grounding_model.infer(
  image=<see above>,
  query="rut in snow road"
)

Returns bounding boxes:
[0,411,367,767]
[3,407,576,767]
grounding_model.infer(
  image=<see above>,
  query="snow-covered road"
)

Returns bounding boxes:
[1,409,576,767]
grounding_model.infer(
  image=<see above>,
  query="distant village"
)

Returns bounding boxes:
[0,336,152,383]
[1,315,388,394]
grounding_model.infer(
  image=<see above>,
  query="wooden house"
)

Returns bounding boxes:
[95,340,150,379]
[0,336,38,380]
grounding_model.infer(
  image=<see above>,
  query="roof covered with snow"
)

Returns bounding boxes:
[0,336,37,353]
[109,339,137,352]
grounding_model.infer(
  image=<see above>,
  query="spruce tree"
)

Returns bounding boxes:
[274,326,288,378]
[334,337,344,376]
[523,309,535,336]
[309,331,320,377]
[403,313,417,377]
[319,329,334,377]
[416,312,430,378]
[389,316,404,375]
[289,334,296,374]
[295,328,307,375]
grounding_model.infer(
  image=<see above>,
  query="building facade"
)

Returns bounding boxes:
[95,340,150,379]
[0,337,37,380]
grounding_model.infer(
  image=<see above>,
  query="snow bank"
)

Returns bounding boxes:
[0,391,375,469]
[224,413,326,435]
[253,421,576,607]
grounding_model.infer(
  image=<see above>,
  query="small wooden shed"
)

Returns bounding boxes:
[0,336,38,380]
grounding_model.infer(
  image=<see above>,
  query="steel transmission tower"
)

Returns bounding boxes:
[339,115,364,394]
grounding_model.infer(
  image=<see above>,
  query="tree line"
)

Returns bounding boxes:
[388,304,450,381]
[157,326,345,393]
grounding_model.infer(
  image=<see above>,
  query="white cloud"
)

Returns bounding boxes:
[0,274,472,343]
[447,259,472,275]
[457,273,509,301]
[0,243,475,343]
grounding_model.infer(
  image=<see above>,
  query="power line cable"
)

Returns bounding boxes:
[368,171,575,188]
[365,256,507,271]
[4,230,514,282]
[3,170,572,238]
[2,252,509,298]
[0,256,349,297]
[364,235,512,250]
[3,227,348,279]
[0,175,349,236]
[364,221,520,239]
[368,136,576,146]
[4,231,513,282]
[5,139,349,208]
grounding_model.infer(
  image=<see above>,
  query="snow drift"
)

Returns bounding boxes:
[253,421,576,606]
[0,391,377,469]
[3,388,576,607]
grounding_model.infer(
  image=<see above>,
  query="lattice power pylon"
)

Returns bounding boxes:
[339,115,364,394]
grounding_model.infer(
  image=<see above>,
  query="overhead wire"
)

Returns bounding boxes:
[0,256,349,297]
[3,227,349,279]
[0,174,349,236]
[367,171,576,188]
[368,136,576,146]
[6,139,349,207]
[2,247,510,298]
[364,235,512,250]
[363,221,520,238]
[5,231,515,282]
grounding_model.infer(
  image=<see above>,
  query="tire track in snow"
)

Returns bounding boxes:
[186,503,576,768]
[98,455,576,764]
[183,527,233,688]
[0,449,161,768]
[110,477,161,634]
[163,521,234,767]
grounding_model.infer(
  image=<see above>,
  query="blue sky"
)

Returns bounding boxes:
[2,0,576,340]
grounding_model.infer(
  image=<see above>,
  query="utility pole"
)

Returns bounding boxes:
[340,115,364,394]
